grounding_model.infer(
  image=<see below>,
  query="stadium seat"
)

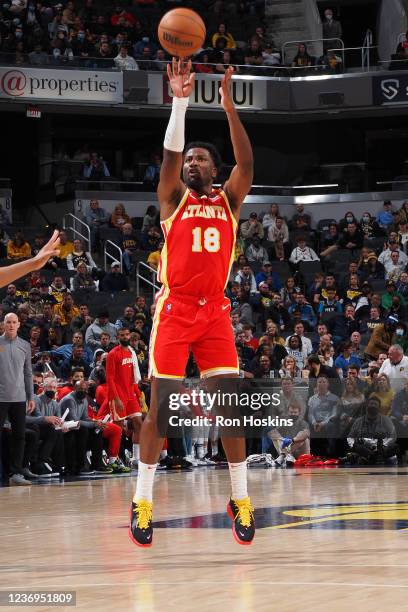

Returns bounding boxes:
[131,217,143,230]
[299,261,323,277]
[369,278,387,293]
[364,237,386,254]
[249,261,263,275]
[321,311,339,324]
[317,219,337,232]
[270,261,292,281]
[99,227,122,246]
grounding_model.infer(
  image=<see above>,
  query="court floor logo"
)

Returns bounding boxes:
[154,501,408,531]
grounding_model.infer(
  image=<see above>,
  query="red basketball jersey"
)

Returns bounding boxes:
[158,187,237,297]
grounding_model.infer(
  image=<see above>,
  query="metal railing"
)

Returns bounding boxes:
[376,180,408,186]
[104,239,123,273]
[362,29,373,71]
[62,213,91,253]
[136,261,160,300]
[0,51,121,71]
[0,51,379,77]
[282,38,345,67]
[74,180,340,196]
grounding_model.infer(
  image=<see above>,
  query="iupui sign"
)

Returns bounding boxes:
[148,73,267,109]
[0,67,123,103]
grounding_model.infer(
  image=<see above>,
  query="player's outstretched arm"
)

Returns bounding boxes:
[0,229,60,289]
[220,67,253,216]
[158,58,195,219]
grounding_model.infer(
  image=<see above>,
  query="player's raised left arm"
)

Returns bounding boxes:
[220,67,253,216]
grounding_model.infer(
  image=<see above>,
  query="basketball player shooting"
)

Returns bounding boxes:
[129,58,255,547]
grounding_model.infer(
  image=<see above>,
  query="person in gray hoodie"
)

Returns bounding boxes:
[85,310,118,351]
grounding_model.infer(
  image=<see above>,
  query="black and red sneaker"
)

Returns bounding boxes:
[129,500,153,547]
[227,497,255,546]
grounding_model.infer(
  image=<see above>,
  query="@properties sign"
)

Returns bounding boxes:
[0,67,123,103]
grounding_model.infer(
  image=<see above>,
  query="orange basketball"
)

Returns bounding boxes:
[158,8,206,58]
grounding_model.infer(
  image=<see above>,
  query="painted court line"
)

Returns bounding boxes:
[5,582,408,590]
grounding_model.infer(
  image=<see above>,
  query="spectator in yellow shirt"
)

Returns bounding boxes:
[147,240,164,271]
[53,293,80,326]
[58,230,74,261]
[369,374,395,416]
[211,23,236,50]
[7,232,32,260]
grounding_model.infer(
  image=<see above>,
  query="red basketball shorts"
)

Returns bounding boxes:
[97,398,142,421]
[149,290,239,379]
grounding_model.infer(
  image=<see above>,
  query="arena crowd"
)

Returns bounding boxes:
[2,195,408,482]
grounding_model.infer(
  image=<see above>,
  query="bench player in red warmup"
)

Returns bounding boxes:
[103,327,143,470]
[129,59,255,547]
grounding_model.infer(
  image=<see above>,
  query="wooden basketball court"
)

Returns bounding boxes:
[2,466,408,611]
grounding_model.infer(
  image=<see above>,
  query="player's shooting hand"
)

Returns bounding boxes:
[32,230,60,270]
[167,57,195,98]
[27,400,35,414]
[219,66,235,113]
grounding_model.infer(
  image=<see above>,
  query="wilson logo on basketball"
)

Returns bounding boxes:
[162,31,193,47]
[1,70,27,97]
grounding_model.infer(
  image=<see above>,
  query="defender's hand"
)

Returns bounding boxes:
[32,230,60,270]
[219,66,235,113]
[167,57,195,98]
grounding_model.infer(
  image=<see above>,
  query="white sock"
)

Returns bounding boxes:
[134,461,157,503]
[228,460,248,501]
[196,443,205,459]
[212,441,218,456]
[160,449,167,459]
[108,457,117,464]
[133,443,140,462]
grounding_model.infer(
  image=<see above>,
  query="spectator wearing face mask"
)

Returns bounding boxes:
[59,380,108,476]
[28,380,64,477]
[360,212,384,239]
[68,30,88,56]
[345,397,397,465]
[338,211,358,233]
[322,9,342,49]
[366,316,398,360]
[133,36,157,62]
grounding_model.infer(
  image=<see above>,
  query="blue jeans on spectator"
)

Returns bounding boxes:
[122,251,132,274]
[262,435,274,454]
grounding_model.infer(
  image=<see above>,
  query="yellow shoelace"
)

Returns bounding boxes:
[135,500,153,530]
[234,497,254,528]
